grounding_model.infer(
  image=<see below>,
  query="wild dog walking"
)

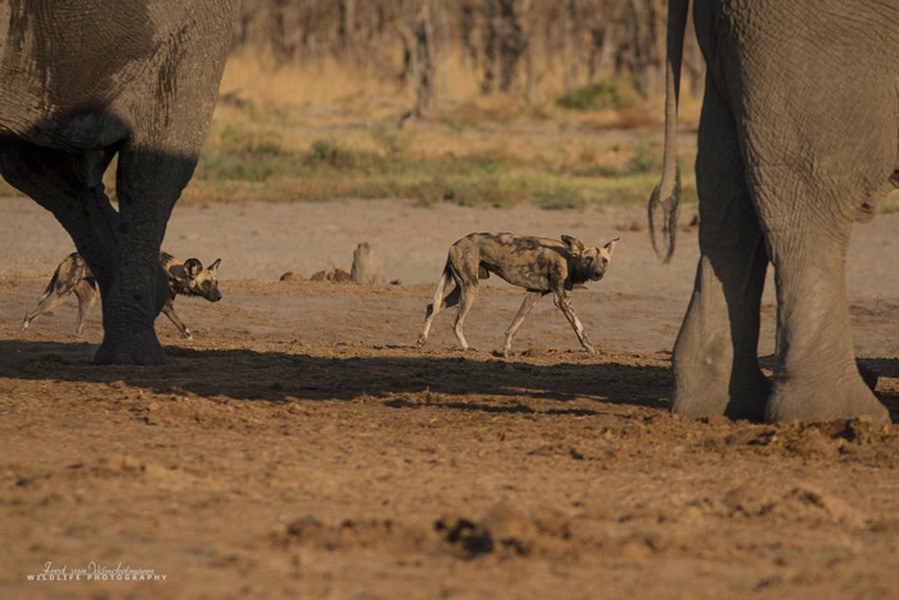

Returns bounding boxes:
[417,232,619,356]
[23,252,222,339]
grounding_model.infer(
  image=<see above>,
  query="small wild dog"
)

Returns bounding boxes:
[417,232,619,356]
[22,252,222,339]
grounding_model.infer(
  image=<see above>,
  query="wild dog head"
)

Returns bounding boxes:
[178,258,223,302]
[562,235,620,283]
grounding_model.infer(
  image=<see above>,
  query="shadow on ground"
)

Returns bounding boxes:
[6,341,898,422]
[0,340,671,411]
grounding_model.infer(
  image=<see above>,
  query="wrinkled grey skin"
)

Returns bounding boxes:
[650,0,898,422]
[0,0,239,364]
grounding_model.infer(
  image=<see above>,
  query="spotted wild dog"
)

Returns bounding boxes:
[22,252,222,339]
[417,232,619,356]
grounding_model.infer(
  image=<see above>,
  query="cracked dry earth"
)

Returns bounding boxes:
[1,198,899,599]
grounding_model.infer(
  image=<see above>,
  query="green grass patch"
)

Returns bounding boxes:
[184,118,697,210]
[556,82,638,112]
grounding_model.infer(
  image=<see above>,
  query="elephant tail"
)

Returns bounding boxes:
[648,0,689,264]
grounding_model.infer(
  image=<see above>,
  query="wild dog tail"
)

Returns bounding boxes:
[34,271,61,304]
[648,0,689,263]
[37,264,68,302]
[442,257,465,308]
[425,258,460,317]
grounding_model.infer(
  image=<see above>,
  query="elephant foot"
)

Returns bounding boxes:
[672,369,770,422]
[94,331,167,365]
[765,372,889,424]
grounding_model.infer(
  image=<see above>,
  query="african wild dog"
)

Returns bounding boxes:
[417,232,619,356]
[22,252,222,339]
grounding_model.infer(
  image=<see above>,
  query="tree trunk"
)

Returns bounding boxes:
[401,0,444,121]
[562,0,577,93]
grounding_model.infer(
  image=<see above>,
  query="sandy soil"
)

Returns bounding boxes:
[1,196,899,599]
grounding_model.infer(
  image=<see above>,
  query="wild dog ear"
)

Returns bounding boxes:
[183,258,203,279]
[209,258,222,271]
[603,237,620,256]
[561,235,585,254]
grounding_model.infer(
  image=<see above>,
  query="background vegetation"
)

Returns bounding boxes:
[183,0,707,209]
[232,0,706,111]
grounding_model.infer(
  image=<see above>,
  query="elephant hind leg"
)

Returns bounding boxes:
[0,139,170,365]
[0,140,118,266]
[672,82,770,421]
[756,177,889,423]
[92,145,199,365]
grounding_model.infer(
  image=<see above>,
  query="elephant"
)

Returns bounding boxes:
[0,0,239,364]
[649,0,898,422]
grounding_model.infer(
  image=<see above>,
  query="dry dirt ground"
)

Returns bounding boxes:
[2,197,899,599]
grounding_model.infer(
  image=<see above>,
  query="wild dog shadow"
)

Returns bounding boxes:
[0,340,671,412]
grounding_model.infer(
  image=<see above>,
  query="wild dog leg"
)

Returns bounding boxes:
[502,291,542,356]
[161,298,193,339]
[452,284,478,351]
[553,292,597,354]
[418,270,456,347]
[72,279,99,334]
